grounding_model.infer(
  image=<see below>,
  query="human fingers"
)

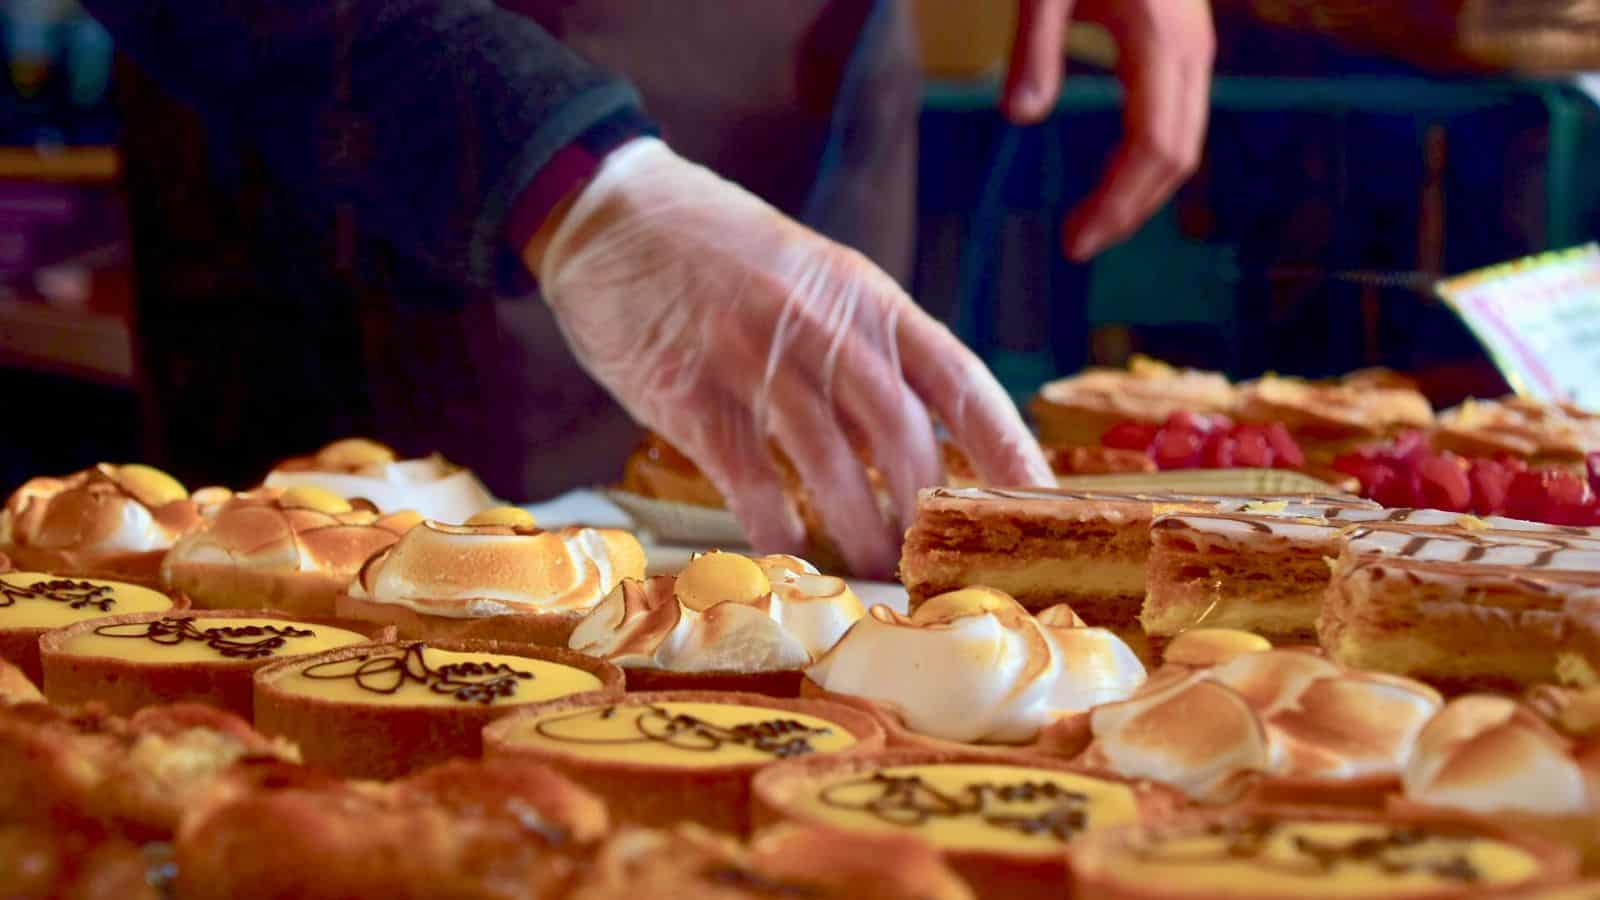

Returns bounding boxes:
[1003,0,1077,124]
[672,404,808,559]
[897,309,1053,488]
[764,374,901,579]
[1063,1,1214,259]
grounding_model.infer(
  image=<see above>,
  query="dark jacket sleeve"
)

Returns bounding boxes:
[82,0,651,292]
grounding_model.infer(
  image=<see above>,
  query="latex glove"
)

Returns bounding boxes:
[1004,0,1215,260]
[532,138,1052,578]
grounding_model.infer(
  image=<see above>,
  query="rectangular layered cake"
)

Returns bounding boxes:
[1141,505,1557,645]
[899,487,1369,631]
[1319,523,1600,693]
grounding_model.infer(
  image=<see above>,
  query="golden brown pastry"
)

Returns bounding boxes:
[174,757,609,900]
[0,463,203,585]
[0,823,164,900]
[1030,356,1239,449]
[566,823,977,900]
[0,700,297,839]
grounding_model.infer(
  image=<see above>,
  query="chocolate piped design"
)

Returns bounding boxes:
[301,642,533,704]
[818,772,1092,841]
[1139,821,1483,882]
[534,702,830,759]
[0,577,116,612]
[92,617,316,660]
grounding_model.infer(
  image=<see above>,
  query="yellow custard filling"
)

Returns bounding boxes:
[497,701,857,767]
[1111,821,1539,898]
[60,617,369,664]
[791,763,1138,853]
[0,572,173,629]
[279,644,601,708]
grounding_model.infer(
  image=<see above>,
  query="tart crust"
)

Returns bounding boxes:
[1064,805,1577,900]
[751,747,1182,900]
[253,638,623,779]
[483,689,885,836]
[335,590,586,647]
[39,609,395,719]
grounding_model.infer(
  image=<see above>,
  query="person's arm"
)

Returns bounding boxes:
[82,0,653,292]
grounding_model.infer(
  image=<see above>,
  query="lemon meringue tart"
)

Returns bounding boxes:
[253,638,623,779]
[803,587,1145,753]
[1064,806,1575,900]
[262,437,499,523]
[39,609,392,719]
[1077,633,1441,808]
[0,463,203,585]
[483,689,884,835]
[0,567,185,685]
[337,507,646,647]
[569,551,863,696]
[161,487,416,617]
[751,748,1181,900]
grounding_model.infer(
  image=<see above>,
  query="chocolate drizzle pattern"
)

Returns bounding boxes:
[91,617,317,660]
[1139,821,1483,882]
[818,772,1093,841]
[300,643,533,704]
[0,577,117,613]
[534,702,830,759]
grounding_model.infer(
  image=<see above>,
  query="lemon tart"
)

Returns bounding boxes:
[0,463,204,586]
[0,567,185,685]
[568,551,862,697]
[39,609,392,718]
[161,486,416,617]
[483,689,884,835]
[253,638,623,779]
[751,748,1180,900]
[337,507,646,647]
[1064,807,1575,900]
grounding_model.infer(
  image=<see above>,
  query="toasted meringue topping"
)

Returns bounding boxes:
[1,464,200,558]
[162,489,402,585]
[1083,648,1441,802]
[1164,629,1272,669]
[264,440,496,523]
[807,589,1145,744]
[1404,695,1593,816]
[569,553,861,673]
[350,519,644,619]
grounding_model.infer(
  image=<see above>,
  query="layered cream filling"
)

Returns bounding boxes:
[59,616,369,664]
[792,763,1138,853]
[495,700,856,767]
[1106,821,1537,898]
[277,644,600,707]
[0,572,174,629]
[807,588,1145,744]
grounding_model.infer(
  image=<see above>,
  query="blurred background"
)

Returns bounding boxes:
[1,0,1598,492]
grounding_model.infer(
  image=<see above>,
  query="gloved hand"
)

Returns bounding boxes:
[531,137,1052,579]
[1005,0,1216,261]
